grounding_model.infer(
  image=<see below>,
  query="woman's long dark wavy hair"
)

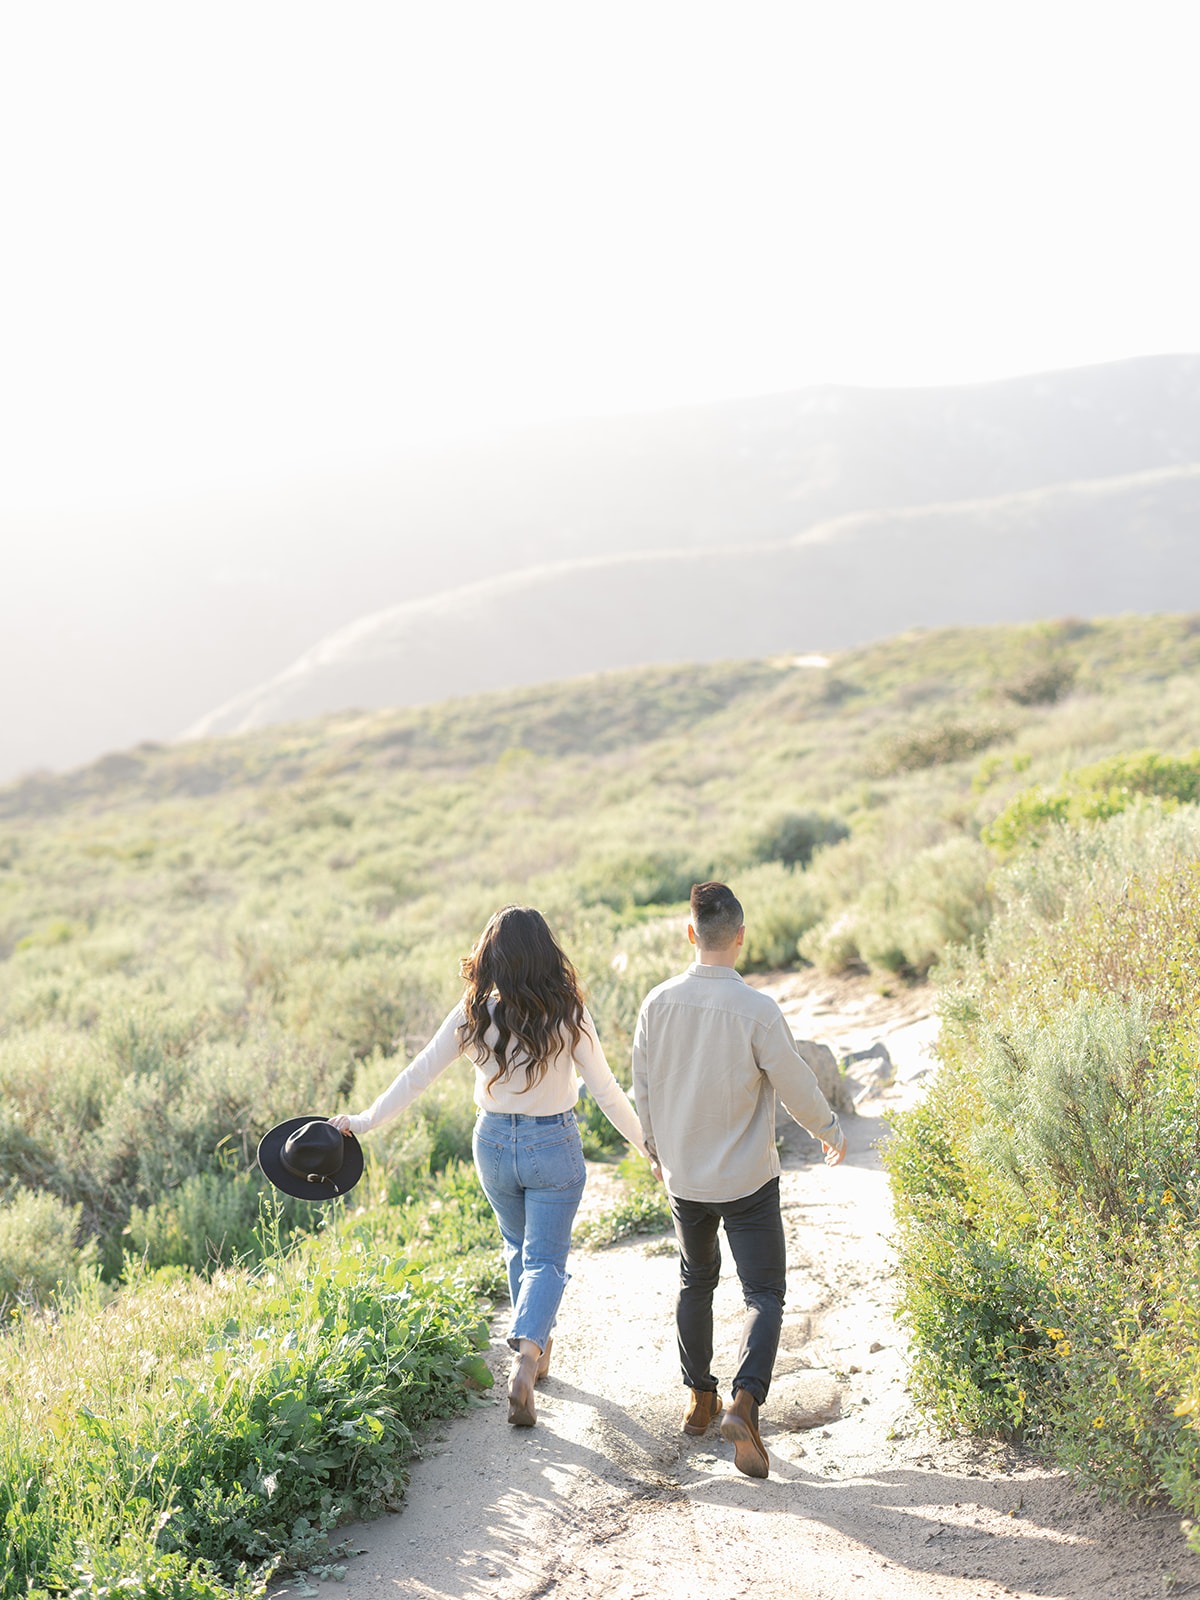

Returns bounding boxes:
[458,906,586,1094]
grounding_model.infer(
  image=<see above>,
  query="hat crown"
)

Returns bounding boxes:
[281,1120,346,1189]
[257,1113,362,1204]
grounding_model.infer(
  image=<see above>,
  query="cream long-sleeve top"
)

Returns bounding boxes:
[343,999,649,1155]
[632,963,842,1202]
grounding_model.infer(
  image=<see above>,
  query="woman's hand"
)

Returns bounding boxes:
[328,1114,355,1136]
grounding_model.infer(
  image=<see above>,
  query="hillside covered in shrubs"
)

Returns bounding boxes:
[4,612,1200,1590]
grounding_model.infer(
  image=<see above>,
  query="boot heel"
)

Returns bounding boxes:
[508,1354,538,1427]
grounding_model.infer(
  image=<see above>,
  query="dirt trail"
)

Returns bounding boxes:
[288,975,1200,1600]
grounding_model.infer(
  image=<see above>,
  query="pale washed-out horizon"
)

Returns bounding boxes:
[3,1,1199,783]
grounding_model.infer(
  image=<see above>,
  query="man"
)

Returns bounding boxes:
[632,881,847,1479]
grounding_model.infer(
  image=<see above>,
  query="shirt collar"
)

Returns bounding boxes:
[689,962,744,981]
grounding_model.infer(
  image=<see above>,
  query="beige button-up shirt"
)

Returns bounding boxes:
[632,963,841,1202]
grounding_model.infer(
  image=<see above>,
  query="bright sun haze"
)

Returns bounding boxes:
[1,0,1197,513]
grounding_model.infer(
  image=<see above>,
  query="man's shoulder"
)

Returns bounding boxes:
[640,969,696,1009]
[640,968,783,1022]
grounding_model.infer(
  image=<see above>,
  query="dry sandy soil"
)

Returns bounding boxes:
[279,975,1200,1600]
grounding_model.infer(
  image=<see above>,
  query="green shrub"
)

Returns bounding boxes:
[736,862,826,971]
[872,717,1010,776]
[997,656,1076,707]
[740,809,849,869]
[888,807,1200,1524]
[0,1189,96,1308]
[983,749,1200,856]
[125,1170,301,1273]
[798,912,864,976]
[576,847,704,911]
[970,996,1156,1219]
[801,836,991,978]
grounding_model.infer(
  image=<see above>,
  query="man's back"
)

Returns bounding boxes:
[632,962,839,1202]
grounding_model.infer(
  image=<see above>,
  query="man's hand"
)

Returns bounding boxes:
[649,1157,664,1183]
[822,1131,847,1167]
[328,1114,354,1135]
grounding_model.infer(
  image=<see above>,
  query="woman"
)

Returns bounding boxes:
[330,904,651,1427]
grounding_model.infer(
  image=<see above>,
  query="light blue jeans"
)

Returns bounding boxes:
[472,1110,587,1353]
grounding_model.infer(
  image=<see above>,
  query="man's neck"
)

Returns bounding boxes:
[694,948,739,970]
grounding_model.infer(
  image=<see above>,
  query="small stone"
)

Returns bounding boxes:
[869,1341,885,1353]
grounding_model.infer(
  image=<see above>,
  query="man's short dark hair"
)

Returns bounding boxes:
[690,881,744,950]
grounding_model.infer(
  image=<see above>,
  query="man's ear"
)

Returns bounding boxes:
[687,923,698,946]
[735,924,746,948]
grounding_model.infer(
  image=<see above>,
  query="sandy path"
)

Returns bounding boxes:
[289,976,1200,1600]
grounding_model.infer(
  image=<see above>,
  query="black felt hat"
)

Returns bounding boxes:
[257,1116,364,1202]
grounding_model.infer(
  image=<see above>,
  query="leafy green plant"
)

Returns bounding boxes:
[0,1178,497,1600]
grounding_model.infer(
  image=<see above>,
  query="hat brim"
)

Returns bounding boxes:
[257,1114,364,1203]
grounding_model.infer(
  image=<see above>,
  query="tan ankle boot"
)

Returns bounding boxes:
[720,1387,769,1478]
[508,1348,539,1427]
[682,1388,724,1435]
[535,1336,553,1384]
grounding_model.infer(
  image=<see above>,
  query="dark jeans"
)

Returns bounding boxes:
[669,1176,786,1407]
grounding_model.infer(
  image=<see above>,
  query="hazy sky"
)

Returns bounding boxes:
[3,0,1198,517]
